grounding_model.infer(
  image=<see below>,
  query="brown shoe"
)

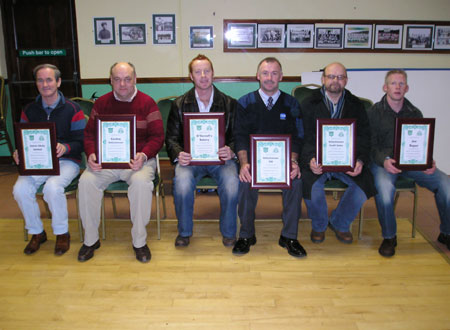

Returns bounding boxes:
[310,230,325,243]
[329,223,353,244]
[24,231,47,255]
[175,235,190,247]
[133,244,151,263]
[222,237,236,247]
[54,232,70,256]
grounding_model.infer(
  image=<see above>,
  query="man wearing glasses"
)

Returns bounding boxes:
[299,62,375,245]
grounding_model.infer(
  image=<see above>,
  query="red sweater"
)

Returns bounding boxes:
[84,91,164,159]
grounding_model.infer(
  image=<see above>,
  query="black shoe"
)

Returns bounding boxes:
[378,236,397,257]
[77,240,100,262]
[222,237,236,247]
[232,236,256,255]
[24,231,47,255]
[279,235,307,258]
[437,233,450,250]
[133,244,151,263]
[174,235,190,247]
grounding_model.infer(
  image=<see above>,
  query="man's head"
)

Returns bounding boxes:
[110,62,137,101]
[33,64,61,101]
[256,57,283,96]
[383,69,409,103]
[321,62,348,97]
[101,22,107,29]
[189,54,214,92]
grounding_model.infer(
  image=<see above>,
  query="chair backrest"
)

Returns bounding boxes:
[156,96,177,159]
[358,96,374,111]
[70,97,95,118]
[291,83,321,105]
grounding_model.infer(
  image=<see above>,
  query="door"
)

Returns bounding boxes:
[1,0,80,122]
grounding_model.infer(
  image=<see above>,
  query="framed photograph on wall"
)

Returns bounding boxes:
[94,17,115,45]
[404,25,434,50]
[190,26,213,49]
[315,27,343,49]
[257,24,285,48]
[374,24,403,49]
[344,24,373,49]
[152,14,176,44]
[119,24,146,44]
[286,24,314,48]
[225,23,257,49]
[434,25,450,50]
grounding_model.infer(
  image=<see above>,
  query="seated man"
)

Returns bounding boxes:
[368,69,450,257]
[233,57,306,258]
[300,62,376,245]
[13,64,85,256]
[78,62,164,263]
[165,54,239,247]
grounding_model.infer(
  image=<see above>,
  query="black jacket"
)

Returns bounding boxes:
[165,85,237,163]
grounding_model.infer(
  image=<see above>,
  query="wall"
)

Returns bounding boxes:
[75,0,450,79]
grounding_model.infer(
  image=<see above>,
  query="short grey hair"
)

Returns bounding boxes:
[33,64,61,81]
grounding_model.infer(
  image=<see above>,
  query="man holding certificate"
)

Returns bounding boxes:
[233,57,306,258]
[368,69,450,257]
[300,62,375,245]
[78,62,164,263]
[165,54,239,248]
[13,64,86,256]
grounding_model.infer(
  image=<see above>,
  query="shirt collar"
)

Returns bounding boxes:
[258,88,281,107]
[195,88,214,112]
[41,91,62,110]
[113,87,138,102]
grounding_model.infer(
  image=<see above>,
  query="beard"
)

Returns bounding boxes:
[325,82,344,95]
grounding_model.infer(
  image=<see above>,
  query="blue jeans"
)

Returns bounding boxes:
[305,172,367,233]
[172,160,239,238]
[13,160,80,235]
[370,162,450,238]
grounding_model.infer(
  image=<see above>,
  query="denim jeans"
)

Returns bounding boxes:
[304,172,367,233]
[370,162,450,238]
[13,159,80,235]
[172,160,239,238]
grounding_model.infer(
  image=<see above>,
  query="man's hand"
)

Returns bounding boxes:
[310,158,323,175]
[384,158,401,174]
[239,163,252,183]
[423,160,436,175]
[346,160,363,177]
[56,143,67,158]
[218,145,235,161]
[13,149,19,165]
[130,152,147,171]
[178,151,192,166]
[290,161,301,179]
[87,153,102,171]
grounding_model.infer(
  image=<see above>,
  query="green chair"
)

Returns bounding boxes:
[101,154,167,240]
[156,96,177,160]
[70,97,94,118]
[291,83,321,104]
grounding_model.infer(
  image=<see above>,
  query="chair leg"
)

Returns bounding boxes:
[156,190,160,240]
[111,194,118,218]
[101,196,106,240]
[358,206,364,240]
[412,185,418,238]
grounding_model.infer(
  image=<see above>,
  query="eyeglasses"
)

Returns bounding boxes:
[324,74,347,81]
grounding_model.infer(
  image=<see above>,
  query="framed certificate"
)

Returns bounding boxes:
[393,118,435,171]
[96,114,136,169]
[183,112,225,165]
[14,122,59,176]
[317,118,356,172]
[250,134,291,189]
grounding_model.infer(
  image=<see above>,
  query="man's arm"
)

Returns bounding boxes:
[165,98,185,163]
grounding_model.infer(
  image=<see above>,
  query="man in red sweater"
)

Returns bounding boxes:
[78,62,164,263]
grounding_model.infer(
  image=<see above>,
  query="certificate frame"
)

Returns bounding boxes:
[250,134,291,189]
[393,118,435,171]
[14,122,59,176]
[183,112,225,165]
[317,118,356,172]
[95,114,136,169]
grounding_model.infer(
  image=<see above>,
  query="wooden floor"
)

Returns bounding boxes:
[0,165,449,329]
